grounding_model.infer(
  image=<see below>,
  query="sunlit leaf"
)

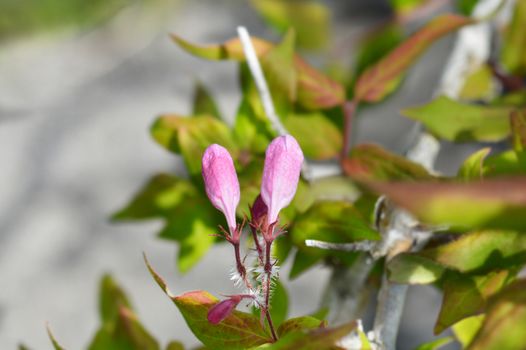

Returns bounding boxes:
[277,316,324,336]
[165,341,185,350]
[413,337,452,350]
[500,0,526,76]
[389,0,427,16]
[365,178,526,230]
[434,270,512,334]
[151,115,236,175]
[283,113,342,159]
[483,150,526,177]
[343,144,434,181]
[354,14,472,103]
[144,256,272,349]
[457,148,491,181]
[458,64,496,101]
[401,96,513,142]
[468,279,526,350]
[171,35,272,60]
[250,0,330,50]
[389,231,526,281]
[260,321,357,350]
[452,315,485,348]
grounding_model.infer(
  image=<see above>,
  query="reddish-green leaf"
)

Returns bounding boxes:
[354,14,473,103]
[401,96,513,142]
[192,82,221,119]
[500,0,526,76]
[144,256,272,349]
[343,144,434,181]
[172,35,345,109]
[468,279,526,350]
[434,271,512,334]
[365,178,526,230]
[277,316,324,337]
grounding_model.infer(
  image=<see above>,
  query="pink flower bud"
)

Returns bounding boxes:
[202,144,240,234]
[207,295,243,324]
[260,135,304,225]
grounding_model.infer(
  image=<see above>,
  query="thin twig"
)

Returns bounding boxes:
[305,239,376,252]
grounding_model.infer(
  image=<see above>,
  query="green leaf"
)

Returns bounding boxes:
[483,149,526,177]
[99,274,133,323]
[434,270,511,334]
[501,0,526,76]
[492,89,526,107]
[388,254,445,284]
[392,231,526,277]
[260,321,357,350]
[150,115,236,175]
[252,279,289,327]
[261,29,297,109]
[343,144,434,181]
[192,82,221,119]
[290,201,380,254]
[389,0,427,16]
[283,113,342,159]
[457,0,480,15]
[47,325,66,350]
[171,34,272,60]
[511,109,526,154]
[289,249,322,279]
[413,337,452,350]
[457,148,491,181]
[365,178,526,231]
[354,14,472,103]
[458,64,496,101]
[88,274,159,350]
[401,96,513,142]
[112,174,193,221]
[165,341,185,350]
[250,0,330,50]
[468,279,526,350]
[277,316,324,337]
[452,315,485,348]
[144,256,272,349]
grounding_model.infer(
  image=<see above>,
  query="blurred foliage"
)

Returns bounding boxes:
[43,0,526,348]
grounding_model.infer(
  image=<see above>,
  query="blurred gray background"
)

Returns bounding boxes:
[0,0,474,348]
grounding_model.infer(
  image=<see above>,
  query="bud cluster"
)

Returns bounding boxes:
[201,135,304,340]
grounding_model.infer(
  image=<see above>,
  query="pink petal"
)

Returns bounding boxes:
[202,144,240,233]
[260,135,304,225]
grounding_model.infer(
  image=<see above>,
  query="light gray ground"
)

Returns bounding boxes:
[0,1,474,348]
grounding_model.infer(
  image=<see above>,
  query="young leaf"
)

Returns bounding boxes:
[99,274,132,323]
[387,253,445,284]
[468,279,526,350]
[354,14,473,103]
[390,231,526,278]
[277,316,324,337]
[365,178,526,231]
[283,113,342,159]
[144,256,273,349]
[452,315,485,348]
[192,82,221,119]
[434,270,511,334]
[250,0,330,50]
[500,0,526,76]
[413,337,452,350]
[343,143,434,181]
[171,35,272,60]
[401,96,513,142]
[150,115,236,175]
[261,321,357,350]
[457,147,491,181]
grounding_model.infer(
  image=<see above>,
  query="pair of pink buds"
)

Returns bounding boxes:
[202,135,304,244]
